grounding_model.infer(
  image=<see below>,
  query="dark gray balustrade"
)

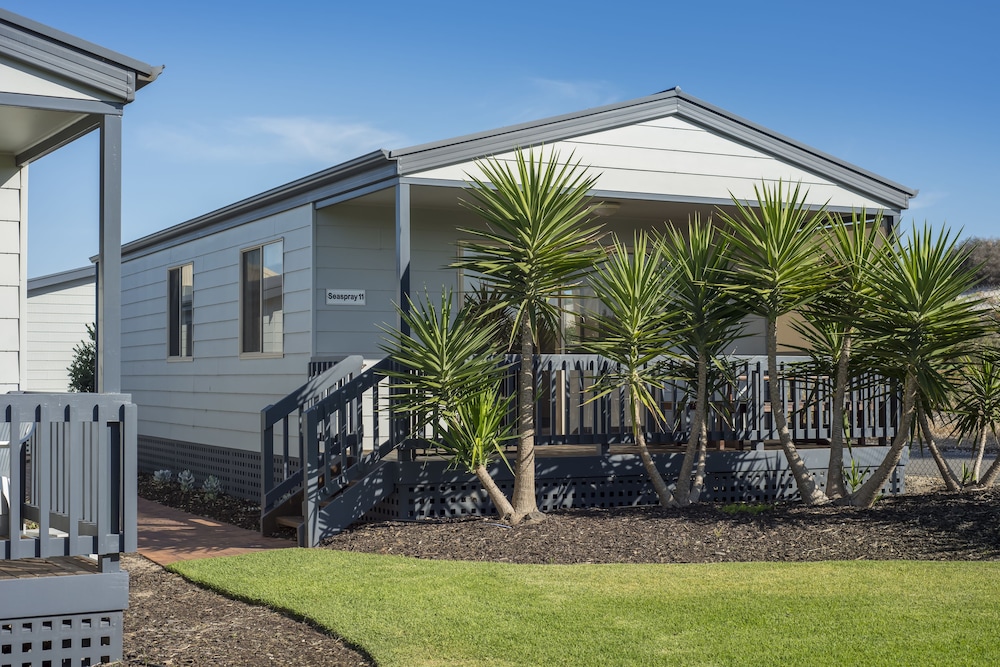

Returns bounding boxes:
[262,354,900,546]
[1,393,137,561]
[523,354,898,447]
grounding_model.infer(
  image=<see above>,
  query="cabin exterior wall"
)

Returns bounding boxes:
[121,204,314,458]
[26,266,95,391]
[0,156,24,393]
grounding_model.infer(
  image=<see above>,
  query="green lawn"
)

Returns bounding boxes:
[171,550,1000,666]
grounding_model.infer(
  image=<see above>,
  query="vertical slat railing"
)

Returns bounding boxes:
[512,355,896,449]
[299,359,398,546]
[260,355,365,524]
[1,394,134,562]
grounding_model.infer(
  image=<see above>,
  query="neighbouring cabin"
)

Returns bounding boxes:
[115,88,916,542]
[26,265,96,392]
[0,9,158,665]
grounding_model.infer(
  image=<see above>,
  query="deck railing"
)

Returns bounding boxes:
[519,354,898,448]
[1,393,137,561]
[262,353,899,544]
[260,356,368,524]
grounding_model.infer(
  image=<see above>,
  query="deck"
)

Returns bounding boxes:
[1,392,137,666]
[0,555,98,581]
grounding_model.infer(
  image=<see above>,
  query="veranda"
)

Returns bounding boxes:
[262,353,902,546]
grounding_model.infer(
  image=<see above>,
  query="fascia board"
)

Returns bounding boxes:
[27,264,95,292]
[0,9,159,87]
[0,23,139,102]
[0,91,123,115]
[121,152,397,261]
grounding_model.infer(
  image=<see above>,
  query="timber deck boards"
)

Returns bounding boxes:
[0,555,98,580]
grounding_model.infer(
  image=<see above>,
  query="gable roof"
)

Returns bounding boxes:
[389,88,916,210]
[121,88,916,259]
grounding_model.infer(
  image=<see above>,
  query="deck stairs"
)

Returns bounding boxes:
[261,356,403,547]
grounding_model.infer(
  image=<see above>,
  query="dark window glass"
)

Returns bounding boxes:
[168,264,193,357]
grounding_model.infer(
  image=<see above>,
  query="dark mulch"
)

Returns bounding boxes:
[126,475,1000,666]
[322,489,1000,564]
[122,553,371,667]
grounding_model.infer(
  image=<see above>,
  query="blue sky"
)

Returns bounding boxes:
[9,1,998,277]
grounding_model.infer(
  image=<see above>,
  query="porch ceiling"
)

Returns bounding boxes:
[0,104,85,156]
[340,182,735,224]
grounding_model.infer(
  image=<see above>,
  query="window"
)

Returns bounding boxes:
[168,264,193,358]
[241,240,283,355]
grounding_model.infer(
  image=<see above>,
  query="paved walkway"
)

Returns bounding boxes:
[136,497,293,566]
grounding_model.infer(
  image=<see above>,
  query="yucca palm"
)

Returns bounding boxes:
[657,215,744,505]
[945,346,1000,487]
[850,225,986,507]
[380,290,506,438]
[581,232,679,506]
[439,384,517,519]
[717,181,833,505]
[453,147,605,524]
[793,210,889,499]
[381,291,518,517]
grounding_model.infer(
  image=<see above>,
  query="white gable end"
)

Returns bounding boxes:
[0,59,100,101]
[410,116,887,210]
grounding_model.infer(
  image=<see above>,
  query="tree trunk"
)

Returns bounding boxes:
[850,372,917,507]
[972,428,988,484]
[474,464,515,521]
[690,430,708,504]
[919,411,961,491]
[674,350,709,506]
[766,318,828,505]
[977,434,1000,488]
[631,389,674,507]
[510,316,543,524]
[825,334,851,500]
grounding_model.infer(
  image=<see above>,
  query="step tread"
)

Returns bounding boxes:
[274,515,303,528]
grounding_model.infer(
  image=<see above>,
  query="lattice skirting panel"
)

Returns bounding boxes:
[138,436,295,501]
[367,446,906,520]
[1,612,122,667]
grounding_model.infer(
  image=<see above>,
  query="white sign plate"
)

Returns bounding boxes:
[326,289,366,306]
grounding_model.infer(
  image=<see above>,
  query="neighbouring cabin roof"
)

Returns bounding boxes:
[120,87,917,261]
[27,265,95,294]
[0,9,161,96]
[0,9,162,162]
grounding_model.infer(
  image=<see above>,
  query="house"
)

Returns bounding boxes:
[0,9,158,664]
[118,88,915,541]
[26,265,96,392]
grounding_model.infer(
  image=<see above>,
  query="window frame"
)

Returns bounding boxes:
[239,239,284,358]
[167,263,194,360]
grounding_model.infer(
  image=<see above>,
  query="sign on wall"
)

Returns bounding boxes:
[326,289,366,306]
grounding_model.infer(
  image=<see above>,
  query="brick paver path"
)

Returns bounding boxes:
[136,496,291,566]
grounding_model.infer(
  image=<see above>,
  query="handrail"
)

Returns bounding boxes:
[300,358,398,544]
[260,355,366,526]
[262,355,364,430]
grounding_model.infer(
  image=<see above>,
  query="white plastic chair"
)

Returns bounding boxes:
[0,422,34,536]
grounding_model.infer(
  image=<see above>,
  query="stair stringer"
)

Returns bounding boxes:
[302,459,396,546]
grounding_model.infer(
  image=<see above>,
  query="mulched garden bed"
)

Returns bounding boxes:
[126,474,1000,665]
